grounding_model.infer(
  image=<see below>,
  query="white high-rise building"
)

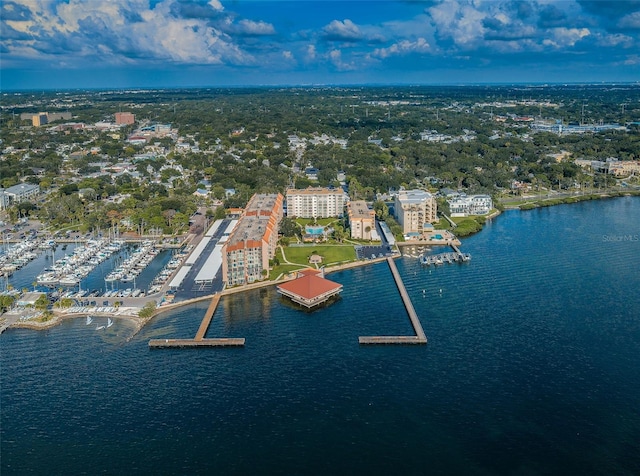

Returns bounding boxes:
[394,189,437,234]
[286,187,347,218]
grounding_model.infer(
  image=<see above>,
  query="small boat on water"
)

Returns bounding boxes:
[96,324,105,330]
[86,316,93,325]
[107,318,113,328]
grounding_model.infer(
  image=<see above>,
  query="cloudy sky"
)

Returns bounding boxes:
[2,0,640,89]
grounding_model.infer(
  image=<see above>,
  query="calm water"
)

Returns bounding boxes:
[2,197,640,475]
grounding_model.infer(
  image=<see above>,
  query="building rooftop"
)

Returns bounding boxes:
[287,187,345,195]
[4,183,39,194]
[348,200,374,219]
[396,189,433,204]
[227,193,282,248]
[277,273,343,308]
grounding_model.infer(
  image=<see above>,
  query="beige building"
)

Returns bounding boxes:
[286,187,346,218]
[347,201,376,240]
[222,193,284,286]
[394,189,437,234]
[607,160,640,177]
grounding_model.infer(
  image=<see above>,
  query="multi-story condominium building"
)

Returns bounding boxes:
[115,112,136,125]
[447,194,493,217]
[394,189,437,234]
[286,187,347,218]
[347,200,376,240]
[0,183,40,209]
[222,193,284,286]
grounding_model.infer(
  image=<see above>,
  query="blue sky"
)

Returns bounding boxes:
[2,0,640,89]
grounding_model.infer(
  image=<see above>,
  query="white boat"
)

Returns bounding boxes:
[107,318,113,328]
[86,316,93,325]
[96,324,105,330]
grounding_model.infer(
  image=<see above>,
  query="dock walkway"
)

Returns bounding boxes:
[359,257,427,345]
[149,293,245,348]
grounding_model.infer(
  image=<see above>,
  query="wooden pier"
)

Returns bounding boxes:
[194,294,220,340]
[149,338,245,348]
[359,257,427,345]
[149,293,245,348]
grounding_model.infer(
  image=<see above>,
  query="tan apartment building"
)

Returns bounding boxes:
[347,200,376,240]
[286,187,346,218]
[394,189,437,234]
[222,193,284,286]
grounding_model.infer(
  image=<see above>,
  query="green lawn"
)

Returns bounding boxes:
[282,244,356,266]
[269,264,306,280]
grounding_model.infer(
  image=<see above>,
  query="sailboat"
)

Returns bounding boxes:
[106,318,113,328]
[86,315,93,325]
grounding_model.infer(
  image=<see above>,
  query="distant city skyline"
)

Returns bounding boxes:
[2,0,640,90]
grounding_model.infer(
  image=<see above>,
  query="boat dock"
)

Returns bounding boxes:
[420,243,470,266]
[359,257,427,345]
[149,293,245,348]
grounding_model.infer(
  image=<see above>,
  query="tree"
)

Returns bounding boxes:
[214,206,227,220]
[138,301,156,318]
[279,216,300,237]
[35,294,49,311]
[373,200,389,220]
[0,294,16,312]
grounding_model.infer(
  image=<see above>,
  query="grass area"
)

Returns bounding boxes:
[282,244,356,266]
[269,264,305,280]
[435,219,452,231]
[268,244,356,280]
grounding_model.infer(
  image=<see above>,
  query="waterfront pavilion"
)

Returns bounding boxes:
[276,269,342,309]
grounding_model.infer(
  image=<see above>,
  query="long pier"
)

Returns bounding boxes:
[359,257,427,345]
[149,293,245,348]
[194,294,220,340]
[149,338,245,348]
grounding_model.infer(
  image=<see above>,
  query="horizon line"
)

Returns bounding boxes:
[4,81,640,94]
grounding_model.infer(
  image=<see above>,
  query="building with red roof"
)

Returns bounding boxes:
[277,269,343,309]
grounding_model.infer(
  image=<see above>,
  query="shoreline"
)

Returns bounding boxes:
[8,311,152,335]
[4,193,637,336]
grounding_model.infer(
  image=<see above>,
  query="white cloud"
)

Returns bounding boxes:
[328,48,356,70]
[618,12,640,30]
[2,0,253,65]
[597,33,633,48]
[622,55,640,65]
[209,0,224,12]
[306,44,317,61]
[428,1,486,47]
[372,38,430,59]
[236,19,275,36]
[322,19,362,41]
[543,27,590,48]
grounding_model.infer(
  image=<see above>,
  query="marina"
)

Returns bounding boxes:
[419,243,471,266]
[36,238,125,287]
[1,238,46,276]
